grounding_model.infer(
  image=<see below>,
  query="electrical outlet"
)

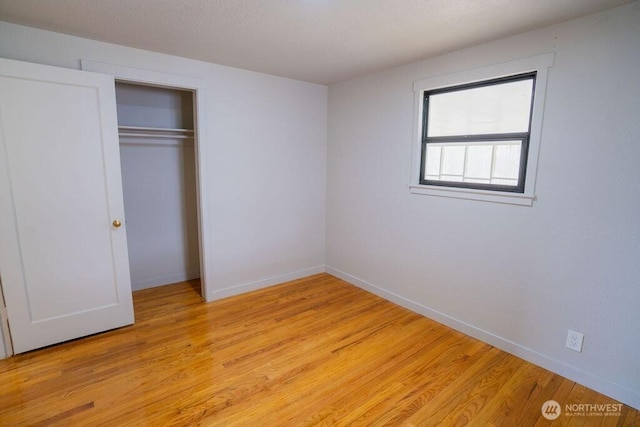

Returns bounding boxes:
[566,330,584,352]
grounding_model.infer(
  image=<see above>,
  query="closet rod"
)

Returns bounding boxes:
[117,125,195,141]
[118,132,194,140]
[118,125,194,133]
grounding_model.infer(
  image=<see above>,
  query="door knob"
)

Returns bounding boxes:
[112,219,122,228]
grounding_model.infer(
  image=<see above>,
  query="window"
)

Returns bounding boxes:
[421,73,535,193]
[410,53,554,206]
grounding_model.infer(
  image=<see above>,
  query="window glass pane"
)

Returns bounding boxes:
[440,146,465,176]
[493,143,521,179]
[424,140,521,186]
[441,175,463,182]
[425,145,441,177]
[465,145,493,179]
[427,78,533,137]
[464,177,491,184]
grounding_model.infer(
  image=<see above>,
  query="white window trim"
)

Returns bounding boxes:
[410,52,555,206]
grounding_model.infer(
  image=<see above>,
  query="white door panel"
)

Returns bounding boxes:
[0,58,134,354]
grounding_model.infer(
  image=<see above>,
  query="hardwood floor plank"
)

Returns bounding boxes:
[512,369,565,426]
[333,335,489,426]
[0,273,637,426]
[468,362,548,426]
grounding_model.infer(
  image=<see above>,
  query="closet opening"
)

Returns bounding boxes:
[114,81,203,299]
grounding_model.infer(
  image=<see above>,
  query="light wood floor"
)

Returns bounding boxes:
[0,274,637,426]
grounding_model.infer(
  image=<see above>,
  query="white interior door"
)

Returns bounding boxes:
[0,58,134,354]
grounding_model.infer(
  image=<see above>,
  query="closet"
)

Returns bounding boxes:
[115,82,201,293]
[1,58,210,354]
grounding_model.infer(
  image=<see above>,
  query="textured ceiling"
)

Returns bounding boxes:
[0,0,633,84]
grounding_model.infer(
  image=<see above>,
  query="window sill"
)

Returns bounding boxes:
[409,185,535,206]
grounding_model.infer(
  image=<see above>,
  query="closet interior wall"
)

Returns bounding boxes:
[115,82,201,292]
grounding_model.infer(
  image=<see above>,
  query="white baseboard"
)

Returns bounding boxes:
[131,271,201,291]
[325,265,640,411]
[207,265,326,302]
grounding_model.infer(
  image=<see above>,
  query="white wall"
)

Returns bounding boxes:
[115,83,194,129]
[119,142,201,290]
[0,22,327,299]
[326,2,640,410]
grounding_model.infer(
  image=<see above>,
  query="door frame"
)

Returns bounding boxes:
[81,60,212,302]
[0,280,13,357]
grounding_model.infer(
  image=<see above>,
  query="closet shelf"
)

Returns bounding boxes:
[118,126,194,140]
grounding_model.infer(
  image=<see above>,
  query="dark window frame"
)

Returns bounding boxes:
[419,72,537,194]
